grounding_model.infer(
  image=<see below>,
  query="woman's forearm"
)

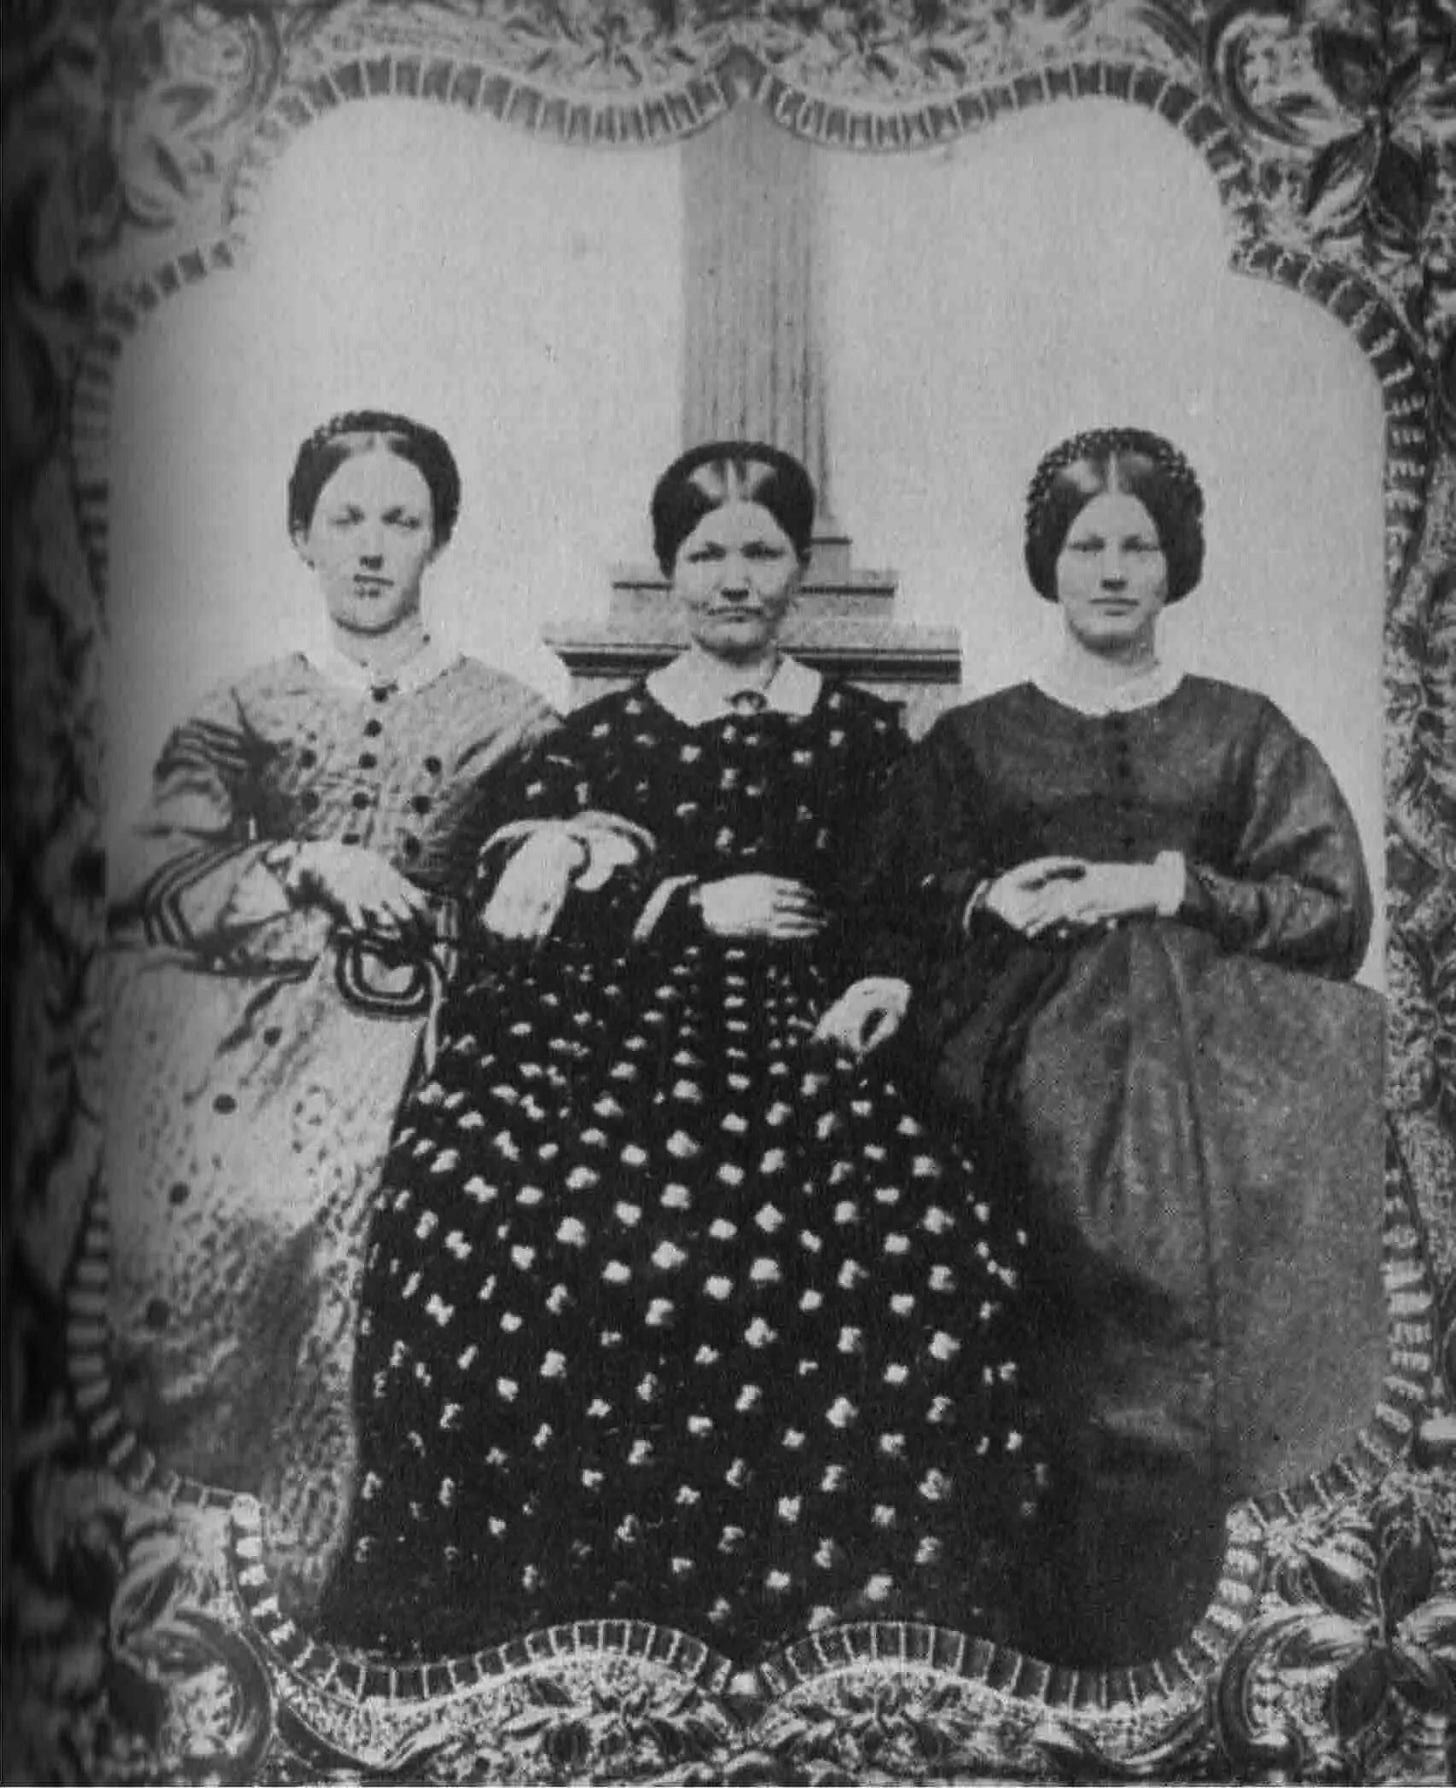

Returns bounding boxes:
[1178,861,1370,975]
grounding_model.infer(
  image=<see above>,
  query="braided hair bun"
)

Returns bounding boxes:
[1025,427,1205,604]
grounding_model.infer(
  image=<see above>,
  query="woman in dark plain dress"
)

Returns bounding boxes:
[832,427,1386,1663]
[321,442,1048,1662]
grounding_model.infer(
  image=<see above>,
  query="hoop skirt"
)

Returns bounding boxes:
[853,676,1386,1661]
[321,678,1046,1660]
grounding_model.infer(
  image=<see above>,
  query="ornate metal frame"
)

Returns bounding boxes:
[6,2,1456,1781]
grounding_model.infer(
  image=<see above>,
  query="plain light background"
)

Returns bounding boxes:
[105,97,1386,979]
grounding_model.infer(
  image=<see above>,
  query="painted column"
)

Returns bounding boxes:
[680,101,842,549]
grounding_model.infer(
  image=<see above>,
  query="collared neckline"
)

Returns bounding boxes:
[646,653,823,727]
[1032,656,1184,716]
[305,633,457,698]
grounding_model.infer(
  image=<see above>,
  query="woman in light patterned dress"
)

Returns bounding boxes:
[320,442,1047,1663]
[87,411,558,1605]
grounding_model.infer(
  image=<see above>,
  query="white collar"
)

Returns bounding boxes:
[647,654,822,727]
[305,633,456,697]
[1032,656,1184,716]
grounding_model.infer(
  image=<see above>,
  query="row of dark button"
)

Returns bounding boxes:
[297,737,444,773]
[1103,716,1138,851]
[295,789,434,813]
[335,830,423,858]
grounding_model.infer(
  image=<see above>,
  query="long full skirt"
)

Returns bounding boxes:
[103,925,438,1605]
[932,921,1386,1660]
[323,933,1045,1660]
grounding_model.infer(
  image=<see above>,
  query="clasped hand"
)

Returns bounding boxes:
[984,856,1163,938]
[696,874,824,941]
[290,841,430,936]
[813,977,911,1059]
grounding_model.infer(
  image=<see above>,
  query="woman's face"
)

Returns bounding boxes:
[672,499,802,663]
[297,447,437,637]
[1054,490,1168,655]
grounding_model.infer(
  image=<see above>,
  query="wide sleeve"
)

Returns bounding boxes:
[1177,702,1372,978]
[416,682,561,893]
[108,676,299,951]
[843,714,994,986]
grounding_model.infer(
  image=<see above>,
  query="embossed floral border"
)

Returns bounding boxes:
[6,2,1456,1781]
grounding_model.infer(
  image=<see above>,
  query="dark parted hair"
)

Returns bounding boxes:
[1024,427,1205,604]
[287,410,462,546]
[650,441,816,576]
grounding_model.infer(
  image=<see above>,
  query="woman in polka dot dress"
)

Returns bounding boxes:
[94,413,556,1605]
[321,444,1045,1662]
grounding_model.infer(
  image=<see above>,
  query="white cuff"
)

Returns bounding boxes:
[480,813,655,888]
[571,811,656,890]
[631,875,699,943]
[1152,850,1186,917]
[854,975,912,1009]
[480,817,584,862]
[961,879,996,934]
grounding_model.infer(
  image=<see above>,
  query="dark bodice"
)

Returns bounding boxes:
[474,676,907,972]
[854,676,1372,987]
[950,681,1254,869]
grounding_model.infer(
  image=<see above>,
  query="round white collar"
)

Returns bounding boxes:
[305,633,456,697]
[647,653,822,727]
[1032,657,1184,716]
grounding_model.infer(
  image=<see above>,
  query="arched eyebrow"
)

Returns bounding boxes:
[1066,529,1160,548]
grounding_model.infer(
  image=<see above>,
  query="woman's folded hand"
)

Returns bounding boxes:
[696,874,825,940]
[481,829,588,941]
[288,841,431,937]
[986,856,1170,937]
[1044,861,1168,930]
[814,977,912,1058]
[982,856,1089,935]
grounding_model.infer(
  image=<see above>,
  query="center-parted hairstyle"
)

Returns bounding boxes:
[651,441,817,576]
[288,410,463,547]
[1025,427,1205,604]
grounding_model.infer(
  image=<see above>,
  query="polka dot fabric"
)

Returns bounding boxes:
[323,680,1043,1660]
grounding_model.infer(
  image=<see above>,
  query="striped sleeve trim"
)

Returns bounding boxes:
[134,841,256,947]
[154,716,254,780]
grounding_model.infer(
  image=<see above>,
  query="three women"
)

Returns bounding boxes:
[101,419,1383,1669]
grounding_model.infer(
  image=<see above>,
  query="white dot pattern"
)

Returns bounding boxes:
[326,680,1042,1657]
